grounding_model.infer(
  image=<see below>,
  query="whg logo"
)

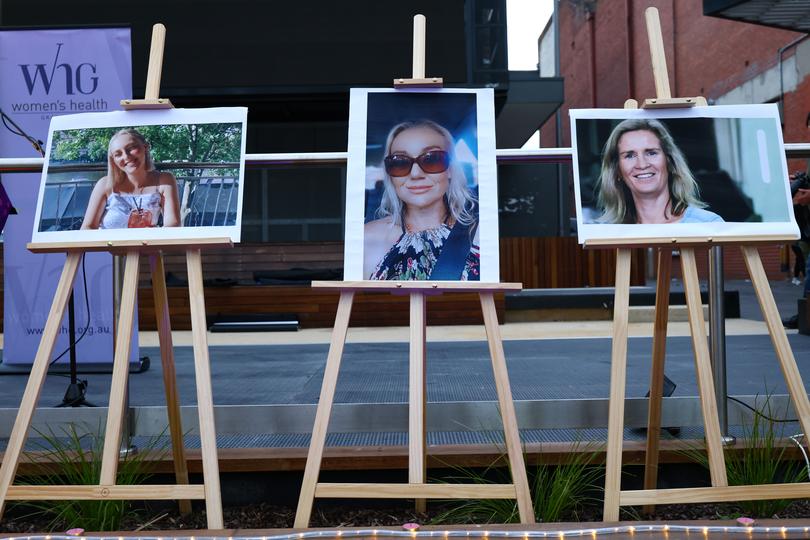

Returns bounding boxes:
[18,43,98,96]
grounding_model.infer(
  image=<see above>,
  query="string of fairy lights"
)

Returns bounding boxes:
[2,524,810,540]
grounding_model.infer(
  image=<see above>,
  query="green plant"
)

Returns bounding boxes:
[14,423,167,532]
[686,395,808,517]
[531,448,604,522]
[431,443,603,524]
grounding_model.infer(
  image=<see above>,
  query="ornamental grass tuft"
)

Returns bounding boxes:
[14,423,168,532]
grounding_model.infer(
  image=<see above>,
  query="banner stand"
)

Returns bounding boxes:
[0,26,135,373]
[293,15,535,528]
[598,7,810,522]
[0,24,226,530]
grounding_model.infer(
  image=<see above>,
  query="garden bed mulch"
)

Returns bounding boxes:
[4,500,810,534]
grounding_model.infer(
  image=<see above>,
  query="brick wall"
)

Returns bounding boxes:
[542,0,808,279]
[666,244,785,281]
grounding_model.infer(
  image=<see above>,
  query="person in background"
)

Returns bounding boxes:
[783,171,810,329]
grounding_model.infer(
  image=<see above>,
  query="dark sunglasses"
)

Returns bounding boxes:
[384,150,450,177]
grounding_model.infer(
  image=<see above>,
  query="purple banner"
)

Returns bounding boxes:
[0,27,135,366]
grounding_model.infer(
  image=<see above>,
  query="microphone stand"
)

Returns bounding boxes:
[0,108,93,407]
[0,109,24,218]
[57,280,96,408]
[0,107,45,156]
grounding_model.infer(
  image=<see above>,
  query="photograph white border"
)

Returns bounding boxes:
[31,107,248,245]
[570,103,799,244]
[344,87,499,282]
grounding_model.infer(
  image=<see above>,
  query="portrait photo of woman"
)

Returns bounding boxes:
[571,105,797,244]
[81,128,181,230]
[596,118,723,225]
[344,88,498,282]
[364,119,479,280]
[33,107,247,245]
[341,88,500,282]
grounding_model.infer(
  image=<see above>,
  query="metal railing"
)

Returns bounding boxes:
[39,178,95,231]
[176,175,239,227]
[2,144,808,171]
[37,162,241,229]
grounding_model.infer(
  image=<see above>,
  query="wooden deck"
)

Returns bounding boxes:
[136,285,503,329]
[0,238,789,332]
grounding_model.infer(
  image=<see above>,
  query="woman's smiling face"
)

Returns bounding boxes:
[388,126,450,210]
[109,133,147,175]
[617,129,669,199]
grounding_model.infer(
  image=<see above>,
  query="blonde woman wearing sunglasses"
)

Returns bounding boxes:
[363,119,479,280]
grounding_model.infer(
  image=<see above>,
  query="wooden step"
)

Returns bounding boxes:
[628,304,709,323]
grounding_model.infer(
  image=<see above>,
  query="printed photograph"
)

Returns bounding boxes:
[571,104,798,243]
[344,88,499,282]
[32,107,247,244]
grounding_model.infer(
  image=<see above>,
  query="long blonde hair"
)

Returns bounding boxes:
[596,118,705,224]
[376,119,477,228]
[106,128,155,189]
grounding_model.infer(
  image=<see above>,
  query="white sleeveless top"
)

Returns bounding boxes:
[100,192,163,229]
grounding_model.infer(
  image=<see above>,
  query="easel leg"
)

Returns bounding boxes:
[643,248,672,511]
[480,292,535,524]
[742,246,810,442]
[680,248,728,487]
[100,250,140,485]
[186,249,224,529]
[294,291,355,528]
[603,248,631,522]
[409,292,427,514]
[149,253,191,515]
[0,253,81,519]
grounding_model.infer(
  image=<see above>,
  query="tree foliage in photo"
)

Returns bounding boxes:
[50,123,242,166]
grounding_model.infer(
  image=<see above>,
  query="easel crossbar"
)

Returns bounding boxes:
[583,235,796,249]
[311,280,521,292]
[315,483,517,499]
[6,484,206,500]
[619,483,810,506]
[294,288,534,526]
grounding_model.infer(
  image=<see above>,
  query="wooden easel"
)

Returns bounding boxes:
[0,24,226,530]
[600,7,810,522]
[293,15,534,528]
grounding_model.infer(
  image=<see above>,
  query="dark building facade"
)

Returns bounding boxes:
[2,1,616,330]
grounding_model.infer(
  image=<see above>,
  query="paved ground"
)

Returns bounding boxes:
[0,278,806,406]
[0,278,807,448]
[0,333,809,408]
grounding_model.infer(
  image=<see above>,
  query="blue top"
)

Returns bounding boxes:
[680,206,724,223]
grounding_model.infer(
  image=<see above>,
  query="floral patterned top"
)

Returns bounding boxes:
[370,224,480,281]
